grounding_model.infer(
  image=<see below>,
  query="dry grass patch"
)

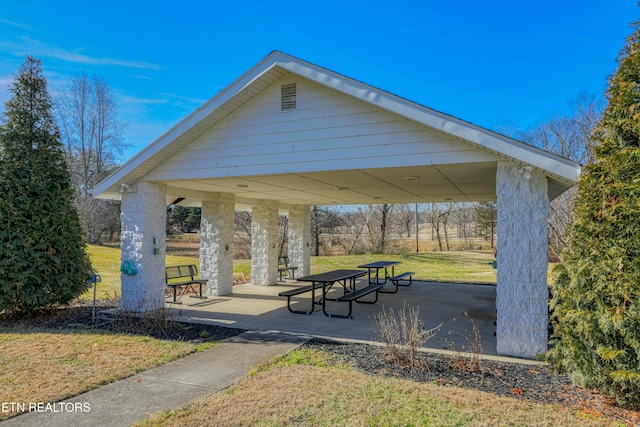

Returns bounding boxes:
[138,353,619,427]
[0,329,197,420]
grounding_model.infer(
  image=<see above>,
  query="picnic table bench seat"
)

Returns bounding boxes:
[333,284,384,318]
[337,284,383,303]
[380,271,415,294]
[278,283,323,315]
[165,264,208,304]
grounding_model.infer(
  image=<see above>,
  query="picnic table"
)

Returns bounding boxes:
[358,261,400,285]
[279,269,381,318]
[358,261,414,294]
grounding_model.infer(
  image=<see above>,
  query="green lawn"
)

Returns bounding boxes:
[83,245,497,302]
[310,251,497,283]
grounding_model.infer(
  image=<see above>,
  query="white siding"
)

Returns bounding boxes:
[146,75,487,181]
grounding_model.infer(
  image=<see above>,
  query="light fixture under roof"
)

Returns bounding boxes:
[236,184,249,188]
[404,176,420,181]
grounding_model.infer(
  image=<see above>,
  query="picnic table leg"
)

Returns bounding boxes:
[322,293,353,318]
[322,281,353,319]
[378,266,400,294]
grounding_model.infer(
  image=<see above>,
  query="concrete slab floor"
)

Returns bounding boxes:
[168,279,499,356]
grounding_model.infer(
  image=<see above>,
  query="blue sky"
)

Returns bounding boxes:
[0,1,637,162]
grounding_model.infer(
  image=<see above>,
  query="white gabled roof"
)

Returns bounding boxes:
[93,51,580,201]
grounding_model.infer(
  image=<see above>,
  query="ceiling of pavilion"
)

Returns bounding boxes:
[164,163,497,208]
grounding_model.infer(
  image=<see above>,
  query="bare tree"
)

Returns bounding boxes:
[425,203,454,251]
[397,204,414,238]
[521,92,601,165]
[344,210,368,254]
[379,204,392,253]
[449,203,476,249]
[278,215,289,256]
[475,202,497,249]
[311,205,343,256]
[359,204,395,254]
[56,73,127,243]
[519,92,603,258]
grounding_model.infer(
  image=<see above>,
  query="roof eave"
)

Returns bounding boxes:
[93,51,286,198]
[92,51,581,199]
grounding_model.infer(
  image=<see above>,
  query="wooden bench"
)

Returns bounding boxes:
[333,284,384,318]
[379,271,415,294]
[165,265,208,304]
[278,283,323,314]
[278,256,298,281]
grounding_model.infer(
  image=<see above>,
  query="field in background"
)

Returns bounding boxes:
[165,233,496,259]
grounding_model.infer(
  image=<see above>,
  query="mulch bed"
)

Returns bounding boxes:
[2,305,639,425]
[0,304,245,343]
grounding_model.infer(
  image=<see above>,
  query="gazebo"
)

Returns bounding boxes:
[93,51,581,358]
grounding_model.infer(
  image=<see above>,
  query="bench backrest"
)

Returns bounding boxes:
[165,265,198,284]
[278,256,290,267]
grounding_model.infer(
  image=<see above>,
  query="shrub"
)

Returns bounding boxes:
[0,57,93,313]
[548,20,640,409]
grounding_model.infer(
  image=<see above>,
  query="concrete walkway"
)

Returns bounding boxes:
[2,330,308,427]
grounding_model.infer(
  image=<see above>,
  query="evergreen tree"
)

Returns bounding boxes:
[0,57,93,313]
[548,21,640,408]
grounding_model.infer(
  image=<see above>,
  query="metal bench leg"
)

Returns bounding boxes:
[168,287,183,304]
[285,287,317,315]
[187,284,208,300]
[355,290,380,304]
[379,281,399,294]
[397,276,413,287]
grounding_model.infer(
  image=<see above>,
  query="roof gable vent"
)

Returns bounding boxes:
[281,83,296,111]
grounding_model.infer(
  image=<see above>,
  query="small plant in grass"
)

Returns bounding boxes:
[373,303,441,371]
[443,311,484,374]
[196,342,215,352]
[249,348,344,376]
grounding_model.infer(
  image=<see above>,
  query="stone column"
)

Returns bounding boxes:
[251,201,279,286]
[496,161,550,358]
[120,182,167,312]
[288,205,311,276]
[200,193,235,296]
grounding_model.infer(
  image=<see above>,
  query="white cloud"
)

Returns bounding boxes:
[0,37,163,70]
[157,92,208,106]
[119,95,170,106]
[0,19,33,31]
